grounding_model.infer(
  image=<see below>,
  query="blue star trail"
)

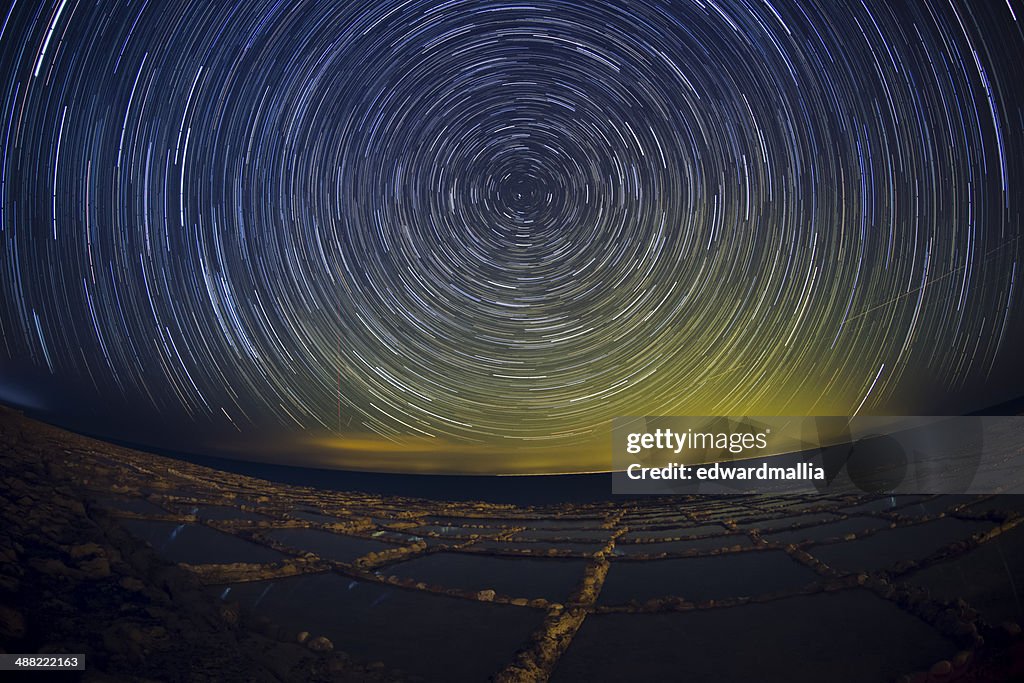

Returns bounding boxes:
[0,0,1021,473]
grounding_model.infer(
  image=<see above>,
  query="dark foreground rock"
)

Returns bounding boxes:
[0,407,399,682]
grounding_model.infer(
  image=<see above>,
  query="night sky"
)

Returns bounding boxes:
[1,0,1022,474]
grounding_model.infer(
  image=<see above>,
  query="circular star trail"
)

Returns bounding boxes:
[1,0,1022,471]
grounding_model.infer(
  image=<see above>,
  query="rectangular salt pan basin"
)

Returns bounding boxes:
[599,550,817,604]
[223,572,543,681]
[120,519,283,564]
[387,553,586,600]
